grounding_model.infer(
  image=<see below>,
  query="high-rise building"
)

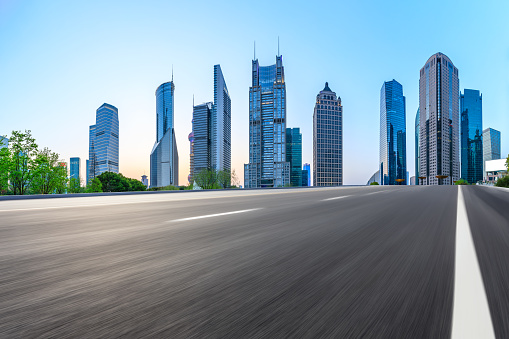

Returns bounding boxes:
[188,124,194,184]
[192,102,213,175]
[302,170,309,186]
[286,128,302,187]
[460,89,483,184]
[483,128,501,165]
[415,108,420,183]
[244,54,289,188]
[86,159,89,184]
[88,103,119,181]
[70,157,80,181]
[313,82,343,186]
[303,163,311,186]
[141,175,149,188]
[150,80,179,188]
[212,65,231,172]
[380,79,406,185]
[418,52,460,185]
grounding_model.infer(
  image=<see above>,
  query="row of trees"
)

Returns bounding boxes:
[192,168,240,189]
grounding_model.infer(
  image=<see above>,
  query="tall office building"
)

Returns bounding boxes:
[212,65,231,172]
[380,79,406,185]
[286,128,302,187]
[88,103,119,181]
[188,124,194,183]
[483,128,501,164]
[192,102,213,175]
[70,157,80,181]
[150,80,179,188]
[418,52,460,185]
[460,89,483,183]
[86,159,90,184]
[303,163,311,186]
[415,109,420,183]
[313,82,343,186]
[244,54,289,188]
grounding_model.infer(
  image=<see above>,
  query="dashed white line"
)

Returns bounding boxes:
[451,186,495,339]
[321,195,351,201]
[170,208,262,222]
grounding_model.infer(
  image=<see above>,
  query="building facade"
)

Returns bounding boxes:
[415,108,420,183]
[483,127,501,166]
[212,65,231,172]
[188,125,194,184]
[150,81,179,188]
[313,82,343,186]
[303,163,311,186]
[88,103,119,182]
[70,157,80,181]
[460,89,483,184]
[244,55,289,188]
[192,102,213,176]
[380,79,406,185]
[286,127,302,187]
[418,53,460,185]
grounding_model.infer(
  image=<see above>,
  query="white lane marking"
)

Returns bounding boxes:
[452,186,495,339]
[364,191,386,195]
[322,195,351,201]
[170,208,261,222]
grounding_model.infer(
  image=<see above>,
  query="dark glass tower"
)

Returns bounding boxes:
[313,82,343,186]
[286,127,302,187]
[70,157,80,180]
[460,89,483,184]
[244,54,289,188]
[192,102,213,176]
[415,109,420,184]
[380,79,406,185]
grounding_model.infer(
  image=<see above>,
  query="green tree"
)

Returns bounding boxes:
[454,179,469,185]
[495,175,509,188]
[0,141,11,194]
[86,177,103,193]
[127,177,147,191]
[217,169,231,189]
[9,130,38,195]
[194,168,217,189]
[31,148,68,194]
[68,177,84,193]
[96,172,129,192]
[505,154,509,171]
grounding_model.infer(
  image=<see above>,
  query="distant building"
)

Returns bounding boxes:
[313,82,343,186]
[418,53,460,185]
[460,89,483,184]
[302,170,309,186]
[193,102,213,175]
[415,108,420,184]
[367,170,381,185]
[483,128,501,166]
[188,123,194,184]
[303,163,311,186]
[70,157,80,181]
[88,103,119,182]
[86,159,90,184]
[380,79,406,185]
[485,159,507,184]
[286,128,302,187]
[0,136,8,149]
[150,80,179,188]
[141,175,149,188]
[212,65,231,172]
[244,54,289,188]
[410,176,416,185]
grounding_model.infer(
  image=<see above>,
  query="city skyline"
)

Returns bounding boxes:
[1,1,508,185]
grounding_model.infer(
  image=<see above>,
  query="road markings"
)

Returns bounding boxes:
[364,191,386,195]
[170,208,262,222]
[321,195,351,201]
[451,186,495,339]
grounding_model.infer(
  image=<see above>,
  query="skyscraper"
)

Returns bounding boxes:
[415,108,420,183]
[244,54,289,188]
[88,103,119,181]
[212,65,231,172]
[303,163,311,186]
[188,124,194,184]
[418,53,460,185]
[70,157,80,181]
[483,128,501,165]
[380,79,406,185]
[150,80,179,188]
[460,89,483,184]
[313,82,343,186]
[86,159,89,184]
[192,102,213,175]
[286,127,302,187]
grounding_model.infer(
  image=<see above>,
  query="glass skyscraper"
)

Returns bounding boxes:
[313,82,343,186]
[188,123,194,184]
[418,53,460,185]
[380,79,406,185]
[415,109,420,184]
[150,80,179,188]
[483,127,501,165]
[244,54,289,188]
[70,157,80,180]
[88,103,119,181]
[303,163,311,186]
[286,128,302,187]
[460,89,483,184]
[212,65,231,172]
[192,102,213,176]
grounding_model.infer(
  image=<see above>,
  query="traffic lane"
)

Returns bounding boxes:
[0,186,455,338]
[462,186,509,338]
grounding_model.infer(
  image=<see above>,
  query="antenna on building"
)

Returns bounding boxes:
[193,94,194,107]
[171,65,174,82]
[278,36,280,56]
[254,41,256,60]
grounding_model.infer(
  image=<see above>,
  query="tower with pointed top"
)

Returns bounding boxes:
[313,82,343,186]
[244,54,289,188]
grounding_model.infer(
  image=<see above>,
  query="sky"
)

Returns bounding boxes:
[1,0,508,185]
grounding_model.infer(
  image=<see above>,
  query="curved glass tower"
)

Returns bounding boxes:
[379,79,406,185]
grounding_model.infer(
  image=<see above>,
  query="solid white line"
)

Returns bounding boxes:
[170,208,262,222]
[364,191,386,195]
[451,186,495,339]
[322,195,351,201]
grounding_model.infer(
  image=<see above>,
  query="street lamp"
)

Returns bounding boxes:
[418,176,426,185]
[395,179,405,185]
[436,175,448,186]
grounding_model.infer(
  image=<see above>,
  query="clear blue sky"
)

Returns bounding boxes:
[1,0,508,184]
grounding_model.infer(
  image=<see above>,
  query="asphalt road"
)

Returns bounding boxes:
[0,186,507,338]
